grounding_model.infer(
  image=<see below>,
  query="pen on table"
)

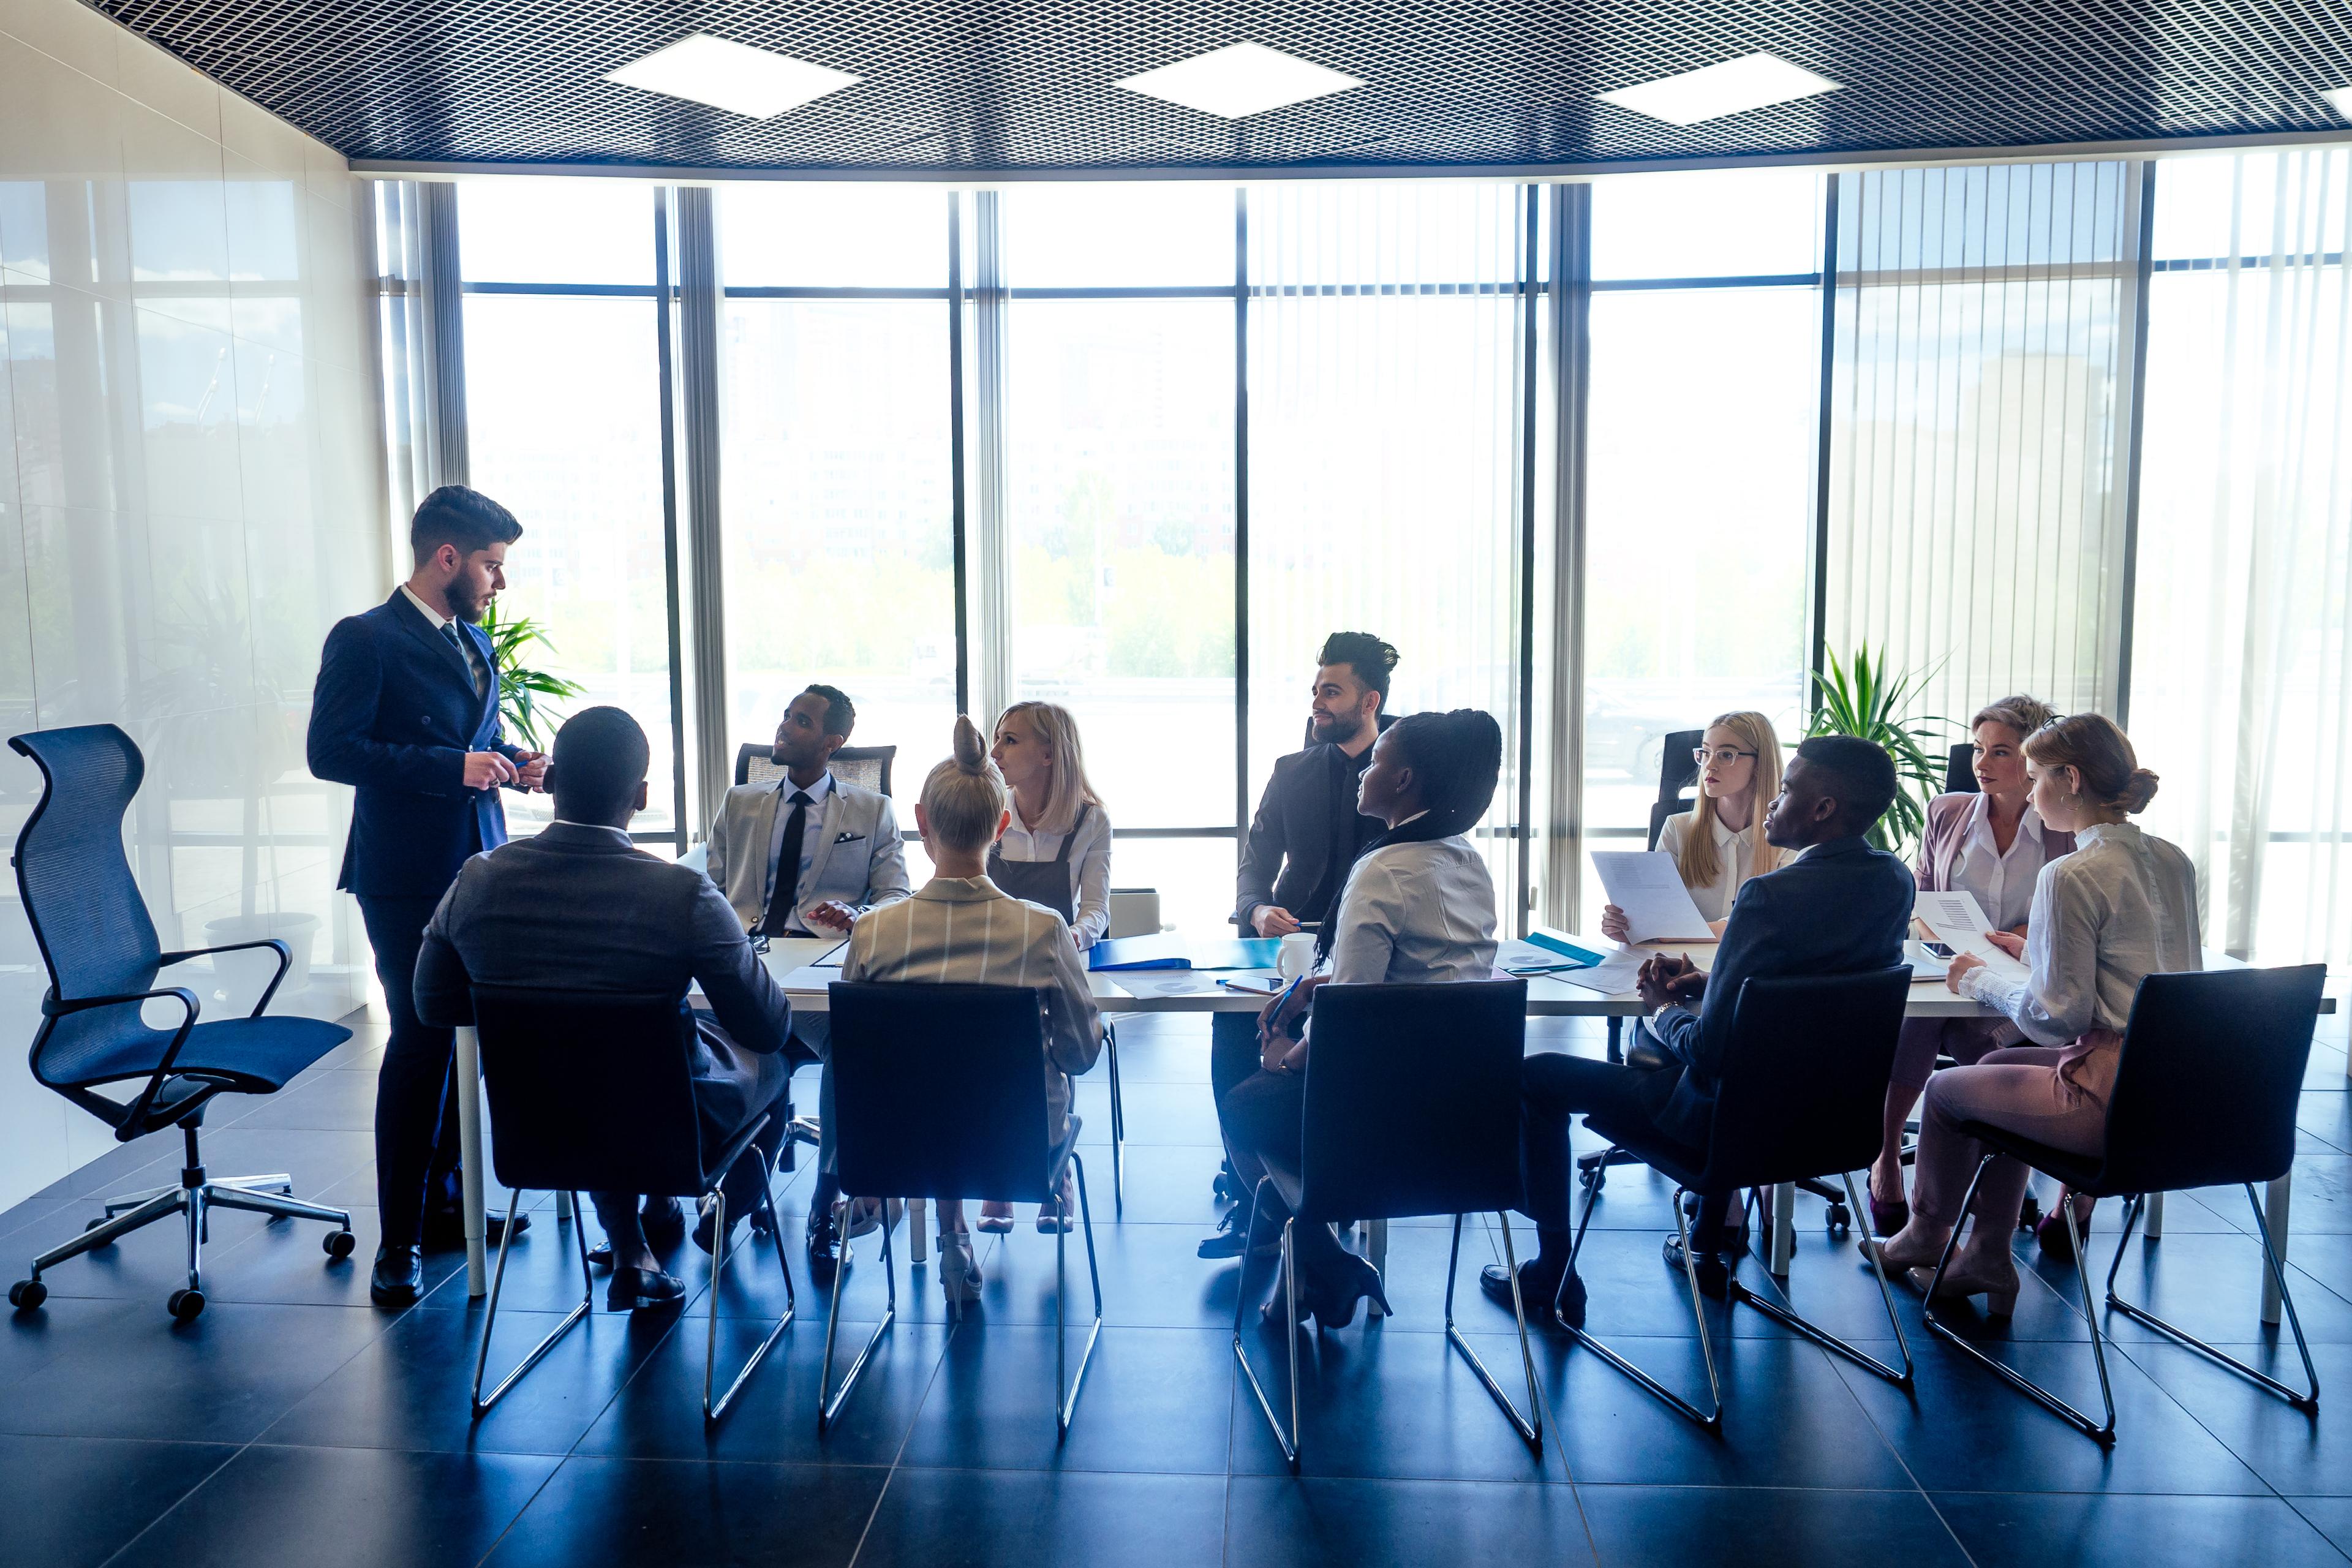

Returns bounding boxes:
[1216,977,1283,995]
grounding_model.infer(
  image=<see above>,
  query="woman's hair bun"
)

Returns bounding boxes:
[2119,767,2160,814]
[951,714,987,772]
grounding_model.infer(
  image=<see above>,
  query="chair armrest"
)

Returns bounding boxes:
[43,986,202,1135]
[158,937,293,1018]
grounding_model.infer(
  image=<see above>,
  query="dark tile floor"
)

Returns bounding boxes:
[6,1005,2351,1567]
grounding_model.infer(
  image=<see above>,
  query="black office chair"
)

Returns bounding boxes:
[1584,725,1698,1172]
[465,984,794,1425]
[1568,968,1917,1430]
[1232,980,1544,1468]
[6,725,355,1322]
[1943,743,1975,795]
[736,741,895,799]
[1923,964,2327,1443]
[821,981,1103,1439]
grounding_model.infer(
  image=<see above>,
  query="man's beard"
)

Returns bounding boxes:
[1314,709,1363,745]
[447,582,488,622]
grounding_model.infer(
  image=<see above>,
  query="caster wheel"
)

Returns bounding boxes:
[9,1279,45,1311]
[1826,1204,1851,1233]
[167,1288,205,1322]
[84,1216,116,1245]
[323,1230,356,1260]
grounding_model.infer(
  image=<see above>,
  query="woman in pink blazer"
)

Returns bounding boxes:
[1867,696,2074,1234]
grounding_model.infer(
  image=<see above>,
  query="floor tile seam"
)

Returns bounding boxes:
[2278,1496,2352,1564]
[85,1404,276,1568]
[238,1297,443,1449]
[2095,1324,2308,1504]
[843,1308,965,1568]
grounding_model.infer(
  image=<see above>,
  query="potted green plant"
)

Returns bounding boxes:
[1806,644,1951,856]
[480,601,584,750]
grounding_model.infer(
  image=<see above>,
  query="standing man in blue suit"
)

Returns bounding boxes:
[308,485,549,1308]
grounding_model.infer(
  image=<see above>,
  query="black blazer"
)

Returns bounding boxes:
[306,591,526,899]
[1234,726,1391,932]
[1646,835,1915,1145]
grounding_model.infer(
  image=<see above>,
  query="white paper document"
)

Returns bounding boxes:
[1550,951,1648,995]
[1590,850,1717,943]
[1913,890,2030,984]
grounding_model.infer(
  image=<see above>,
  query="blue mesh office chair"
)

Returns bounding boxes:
[6,725,355,1322]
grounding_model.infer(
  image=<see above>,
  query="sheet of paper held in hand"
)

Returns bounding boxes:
[1589,850,1717,943]
[1913,889,2030,984]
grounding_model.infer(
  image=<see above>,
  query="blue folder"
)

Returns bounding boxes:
[1088,935,1283,973]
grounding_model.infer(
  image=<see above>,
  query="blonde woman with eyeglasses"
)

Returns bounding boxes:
[1600,711,1787,943]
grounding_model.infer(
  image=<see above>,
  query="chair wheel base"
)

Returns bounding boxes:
[167,1288,205,1322]
[9,1279,44,1311]
[83,1218,113,1242]
[323,1230,356,1260]
[1825,1203,1850,1233]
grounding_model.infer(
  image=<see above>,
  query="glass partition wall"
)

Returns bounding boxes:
[371,156,2352,965]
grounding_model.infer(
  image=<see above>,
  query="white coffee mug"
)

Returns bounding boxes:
[1276,932,1318,981]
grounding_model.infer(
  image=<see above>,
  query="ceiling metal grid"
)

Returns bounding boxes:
[86,0,2352,175]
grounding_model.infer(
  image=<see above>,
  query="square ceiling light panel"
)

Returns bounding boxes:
[1115,42,1363,120]
[2324,85,2352,120]
[1599,51,1841,127]
[605,34,861,118]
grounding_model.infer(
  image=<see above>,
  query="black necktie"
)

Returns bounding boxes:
[758,790,814,936]
[442,624,484,696]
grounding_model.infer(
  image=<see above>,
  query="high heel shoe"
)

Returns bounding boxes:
[938,1230,982,1306]
[1307,1254,1392,1331]
[1906,1255,2020,1316]
[1036,1175,1076,1234]
[1858,1227,1947,1272]
[976,1204,1014,1235]
[2035,1191,2094,1262]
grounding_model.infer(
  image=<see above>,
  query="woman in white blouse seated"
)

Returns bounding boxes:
[841,717,1104,1304]
[1867,695,2073,1236]
[1218,708,1503,1332]
[1869,714,2196,1316]
[1602,710,1785,943]
[979,701,1112,1234]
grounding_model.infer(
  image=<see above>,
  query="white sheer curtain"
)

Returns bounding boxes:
[1822,161,2139,730]
[2130,149,2352,963]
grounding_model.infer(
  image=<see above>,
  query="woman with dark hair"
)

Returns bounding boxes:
[1869,714,2196,1315]
[1213,709,1504,1330]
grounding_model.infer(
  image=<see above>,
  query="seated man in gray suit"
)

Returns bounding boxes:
[414,707,795,1314]
[705,683,911,1276]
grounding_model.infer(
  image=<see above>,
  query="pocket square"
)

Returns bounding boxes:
[832,831,866,845]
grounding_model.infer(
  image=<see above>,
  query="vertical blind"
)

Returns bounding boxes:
[1822,161,2138,731]
[2131,149,2352,963]
[1243,180,1531,898]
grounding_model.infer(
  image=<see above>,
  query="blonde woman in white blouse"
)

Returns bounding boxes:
[1601,710,1785,943]
[1869,715,2196,1316]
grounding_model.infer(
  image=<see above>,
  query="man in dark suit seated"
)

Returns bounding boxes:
[1491,736,1915,1322]
[413,707,796,1313]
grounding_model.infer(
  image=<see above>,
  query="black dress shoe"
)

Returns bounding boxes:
[805,1211,841,1281]
[587,1199,687,1268]
[1660,1234,1732,1299]
[1479,1259,1586,1329]
[369,1244,423,1310]
[605,1265,685,1313]
[420,1206,530,1252]
[1196,1207,1280,1261]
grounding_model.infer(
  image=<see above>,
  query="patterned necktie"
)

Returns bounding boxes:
[442,623,485,697]
[757,790,815,936]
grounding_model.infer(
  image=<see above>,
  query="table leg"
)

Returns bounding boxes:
[2262,1174,2291,1327]
[1769,1182,1795,1276]
[909,1199,927,1264]
[554,1191,572,1222]
[1366,1219,1388,1317]
[453,1025,487,1298]
[2144,1190,2163,1239]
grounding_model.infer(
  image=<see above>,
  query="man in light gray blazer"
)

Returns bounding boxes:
[415,707,795,1314]
[704,684,910,1275]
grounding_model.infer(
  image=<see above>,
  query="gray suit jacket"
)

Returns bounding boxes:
[705,774,913,933]
[414,821,796,1139]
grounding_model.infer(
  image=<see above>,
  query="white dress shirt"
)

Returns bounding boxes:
[1326,829,1499,986]
[993,801,1114,947]
[1952,796,2054,933]
[1656,808,1773,922]
[763,770,835,923]
[1961,821,2202,1047]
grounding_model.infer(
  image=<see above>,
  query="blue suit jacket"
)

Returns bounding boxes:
[1647,835,1915,1145]
[307,591,526,899]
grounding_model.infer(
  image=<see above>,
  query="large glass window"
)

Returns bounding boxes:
[456,181,677,838]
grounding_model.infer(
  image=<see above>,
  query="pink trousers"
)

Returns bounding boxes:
[1910,1046,2110,1237]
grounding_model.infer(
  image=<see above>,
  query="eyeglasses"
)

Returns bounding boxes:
[1692,747,1759,766]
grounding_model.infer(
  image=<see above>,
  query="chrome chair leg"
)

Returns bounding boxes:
[213,1173,295,1196]
[816,1206,898,1433]
[1229,1177,1302,1468]
[1559,1161,1724,1431]
[1442,1212,1543,1449]
[1728,1171,1913,1387]
[2099,1186,2318,1408]
[100,1183,181,1216]
[204,1187,353,1232]
[470,1187,594,1421]
[1104,1026,1125,1215]
[1922,1155,2116,1443]
[1055,1153,1107,1438]
[703,1169,799,1425]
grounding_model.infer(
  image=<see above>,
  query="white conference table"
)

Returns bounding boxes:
[450,932,2330,1323]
